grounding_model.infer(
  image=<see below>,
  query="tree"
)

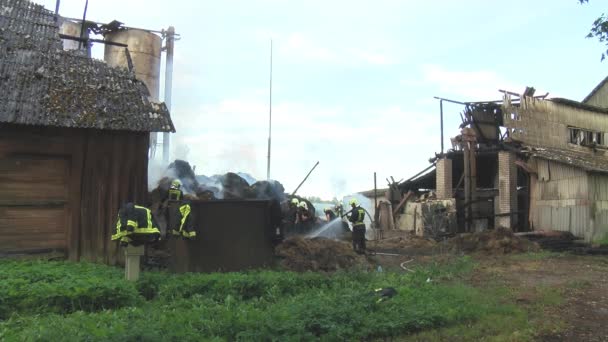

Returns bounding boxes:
[580,0,608,60]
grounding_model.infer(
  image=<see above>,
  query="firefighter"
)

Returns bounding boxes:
[295,201,312,234]
[111,203,161,246]
[166,180,196,240]
[334,203,344,217]
[348,198,367,254]
[297,201,312,223]
[168,179,183,201]
[324,207,337,221]
[168,201,196,239]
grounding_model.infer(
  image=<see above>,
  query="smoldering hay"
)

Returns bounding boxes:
[151,159,287,202]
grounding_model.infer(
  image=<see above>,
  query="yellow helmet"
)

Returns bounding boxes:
[291,198,299,205]
[349,198,358,207]
[170,179,181,190]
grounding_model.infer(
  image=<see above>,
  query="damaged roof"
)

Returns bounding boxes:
[582,75,608,104]
[0,0,175,132]
[548,98,608,115]
[521,145,608,174]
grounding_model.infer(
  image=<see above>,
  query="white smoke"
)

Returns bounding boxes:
[330,175,347,197]
[147,159,167,191]
[173,144,190,161]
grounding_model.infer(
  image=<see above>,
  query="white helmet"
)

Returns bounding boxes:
[298,201,308,210]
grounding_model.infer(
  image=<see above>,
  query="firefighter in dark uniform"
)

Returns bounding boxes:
[166,180,197,239]
[324,207,337,221]
[348,198,366,254]
[112,203,161,246]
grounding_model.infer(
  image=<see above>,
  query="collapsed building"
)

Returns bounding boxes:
[368,81,608,242]
[0,0,174,261]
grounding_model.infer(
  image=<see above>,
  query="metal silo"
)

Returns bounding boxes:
[103,29,162,100]
[58,18,90,55]
[104,29,162,158]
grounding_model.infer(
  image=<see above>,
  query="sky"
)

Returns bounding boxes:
[38,0,607,199]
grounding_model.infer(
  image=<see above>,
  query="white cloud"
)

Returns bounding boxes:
[275,32,397,67]
[280,33,339,63]
[421,64,523,101]
[166,92,439,198]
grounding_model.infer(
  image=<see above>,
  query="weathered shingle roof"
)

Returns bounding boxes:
[0,0,174,132]
[521,145,608,174]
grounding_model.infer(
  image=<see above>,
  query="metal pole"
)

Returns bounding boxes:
[266,40,273,180]
[440,100,444,154]
[163,26,175,165]
[291,161,319,197]
[78,0,88,50]
[54,0,60,22]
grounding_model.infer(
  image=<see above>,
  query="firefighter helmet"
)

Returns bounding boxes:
[170,179,182,190]
[349,198,358,207]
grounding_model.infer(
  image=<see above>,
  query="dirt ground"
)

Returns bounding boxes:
[279,233,608,341]
[472,254,608,341]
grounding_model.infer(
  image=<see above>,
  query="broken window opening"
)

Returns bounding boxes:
[509,111,520,121]
[568,127,605,147]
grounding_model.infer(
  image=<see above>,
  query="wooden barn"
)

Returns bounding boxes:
[0,0,174,263]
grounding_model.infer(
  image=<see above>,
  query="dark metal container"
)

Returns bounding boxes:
[169,199,277,273]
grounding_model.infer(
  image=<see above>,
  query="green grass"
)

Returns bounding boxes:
[0,256,552,341]
[0,260,141,319]
[594,236,608,246]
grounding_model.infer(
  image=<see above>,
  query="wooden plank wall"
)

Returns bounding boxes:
[78,130,149,264]
[0,124,149,263]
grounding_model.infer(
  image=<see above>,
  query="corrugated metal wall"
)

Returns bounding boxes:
[589,174,608,240]
[530,159,592,239]
[584,83,608,108]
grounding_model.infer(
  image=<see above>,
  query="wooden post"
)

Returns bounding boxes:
[124,245,144,281]
[470,139,478,231]
[463,143,471,233]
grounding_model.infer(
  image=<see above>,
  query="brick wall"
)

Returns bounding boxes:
[436,158,453,199]
[496,151,518,229]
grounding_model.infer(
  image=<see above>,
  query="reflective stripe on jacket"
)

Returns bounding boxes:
[111,203,161,242]
[170,203,197,239]
[348,206,366,226]
[168,189,183,201]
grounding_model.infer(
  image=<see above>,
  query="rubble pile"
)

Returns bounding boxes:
[446,227,540,254]
[275,237,364,272]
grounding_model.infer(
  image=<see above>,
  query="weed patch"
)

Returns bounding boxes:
[0,256,537,341]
